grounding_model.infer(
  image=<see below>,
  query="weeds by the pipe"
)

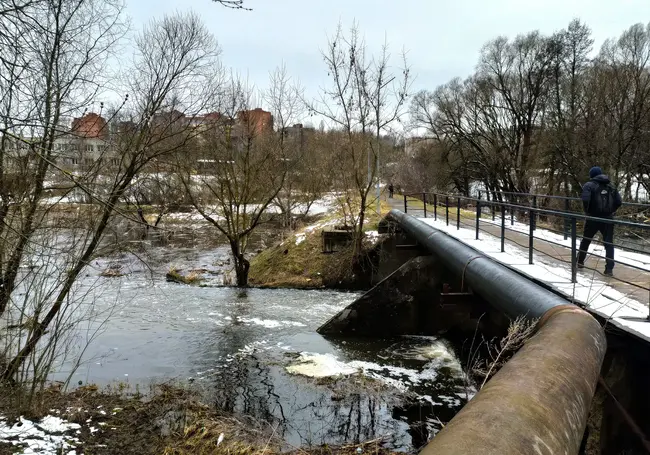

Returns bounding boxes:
[470,316,538,389]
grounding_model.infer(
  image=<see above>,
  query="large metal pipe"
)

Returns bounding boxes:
[388,209,568,319]
[421,305,606,455]
[386,210,606,454]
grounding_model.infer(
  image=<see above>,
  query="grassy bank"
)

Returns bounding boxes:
[249,201,391,290]
[0,383,400,455]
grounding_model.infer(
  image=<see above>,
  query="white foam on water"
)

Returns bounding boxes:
[237,317,306,329]
[286,353,359,378]
[285,352,441,392]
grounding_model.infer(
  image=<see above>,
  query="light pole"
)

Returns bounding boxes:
[376,149,381,214]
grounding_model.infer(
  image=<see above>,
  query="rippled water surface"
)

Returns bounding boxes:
[54,245,471,452]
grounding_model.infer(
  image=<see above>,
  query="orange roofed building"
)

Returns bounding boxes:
[236,108,273,136]
[71,112,108,139]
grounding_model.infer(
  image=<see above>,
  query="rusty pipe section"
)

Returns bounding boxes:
[388,209,567,319]
[421,306,606,455]
[389,210,606,453]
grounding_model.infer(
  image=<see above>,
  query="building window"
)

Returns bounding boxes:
[111,158,120,166]
[85,144,93,152]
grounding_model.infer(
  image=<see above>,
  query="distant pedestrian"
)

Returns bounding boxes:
[388,183,394,199]
[577,166,622,276]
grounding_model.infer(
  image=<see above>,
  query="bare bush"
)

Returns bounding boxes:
[471,316,538,389]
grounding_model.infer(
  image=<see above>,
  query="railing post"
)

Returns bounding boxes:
[457,197,461,230]
[476,198,481,240]
[491,199,496,222]
[404,194,407,214]
[446,196,449,226]
[564,198,570,240]
[529,208,534,265]
[532,195,537,231]
[511,198,515,226]
[434,194,438,220]
[501,203,506,252]
[423,193,427,218]
[571,216,577,283]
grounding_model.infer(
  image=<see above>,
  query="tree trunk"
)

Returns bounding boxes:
[355,194,367,259]
[235,255,250,287]
[230,239,249,287]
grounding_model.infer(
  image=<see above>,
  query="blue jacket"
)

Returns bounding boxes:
[581,174,622,217]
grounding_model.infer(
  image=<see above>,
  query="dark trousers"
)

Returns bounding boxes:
[577,219,615,271]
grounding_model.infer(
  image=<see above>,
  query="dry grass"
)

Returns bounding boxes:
[0,382,401,455]
[100,266,124,278]
[248,200,390,290]
[249,230,355,289]
[471,316,538,388]
[166,267,204,285]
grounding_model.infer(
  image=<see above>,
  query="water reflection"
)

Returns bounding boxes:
[57,247,469,452]
[194,295,467,450]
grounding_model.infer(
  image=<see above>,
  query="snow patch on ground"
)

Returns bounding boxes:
[0,415,81,454]
[418,216,650,342]
[304,194,340,216]
[165,211,214,222]
[41,196,77,205]
[365,230,379,240]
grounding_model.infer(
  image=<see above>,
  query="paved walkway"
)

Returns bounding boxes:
[387,196,650,343]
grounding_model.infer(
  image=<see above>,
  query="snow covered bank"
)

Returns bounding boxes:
[0,415,81,454]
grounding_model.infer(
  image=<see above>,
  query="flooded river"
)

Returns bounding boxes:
[52,242,471,452]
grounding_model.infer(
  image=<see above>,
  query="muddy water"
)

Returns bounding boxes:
[54,240,471,452]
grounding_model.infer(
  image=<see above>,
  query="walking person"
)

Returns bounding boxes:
[388,183,394,199]
[577,166,622,276]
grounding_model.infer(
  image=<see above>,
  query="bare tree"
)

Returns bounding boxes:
[309,23,410,257]
[1,10,221,382]
[177,76,286,287]
[264,64,311,228]
[413,19,650,203]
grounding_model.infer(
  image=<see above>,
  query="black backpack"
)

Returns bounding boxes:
[593,183,617,216]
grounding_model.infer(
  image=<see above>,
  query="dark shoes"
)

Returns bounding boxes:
[577,262,613,277]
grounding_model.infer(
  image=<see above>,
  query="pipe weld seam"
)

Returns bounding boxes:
[537,304,595,330]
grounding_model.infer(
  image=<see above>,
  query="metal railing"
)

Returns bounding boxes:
[492,190,650,208]
[402,192,650,319]
[487,190,650,227]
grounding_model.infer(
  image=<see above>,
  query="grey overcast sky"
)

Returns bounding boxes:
[125,0,650,108]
